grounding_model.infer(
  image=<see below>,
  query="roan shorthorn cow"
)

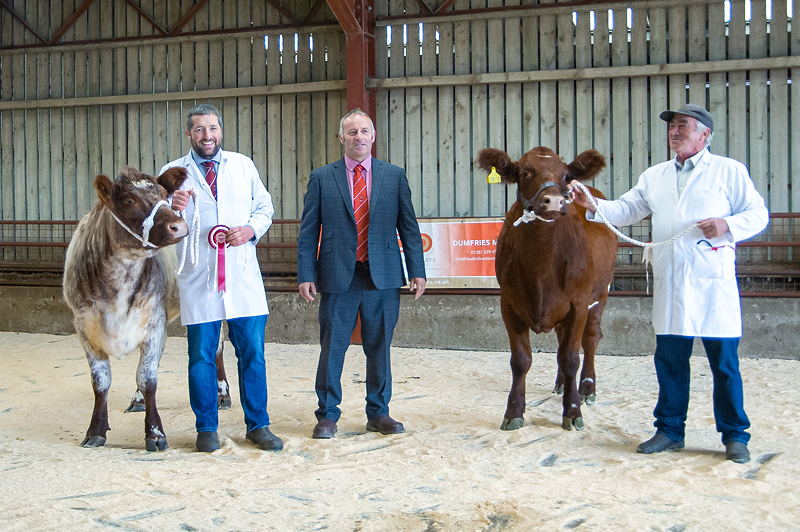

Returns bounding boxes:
[63,167,189,451]
[476,146,617,431]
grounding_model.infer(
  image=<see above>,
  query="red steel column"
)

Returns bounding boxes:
[326,0,376,118]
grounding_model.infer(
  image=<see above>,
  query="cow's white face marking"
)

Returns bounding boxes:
[537,154,553,158]
[132,179,154,189]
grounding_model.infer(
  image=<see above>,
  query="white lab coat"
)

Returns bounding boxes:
[160,150,274,325]
[590,149,768,337]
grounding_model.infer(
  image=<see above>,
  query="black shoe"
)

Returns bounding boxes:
[636,433,684,454]
[312,419,338,439]
[366,415,405,435]
[246,427,284,451]
[725,441,750,463]
[196,431,220,452]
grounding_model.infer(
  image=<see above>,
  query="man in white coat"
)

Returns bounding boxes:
[162,103,283,453]
[571,104,768,463]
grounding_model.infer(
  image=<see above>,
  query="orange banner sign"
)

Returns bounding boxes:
[411,218,504,289]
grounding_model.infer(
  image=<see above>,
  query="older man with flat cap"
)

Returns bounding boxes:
[571,103,768,463]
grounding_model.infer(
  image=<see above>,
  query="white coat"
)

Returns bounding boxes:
[590,149,768,337]
[160,150,274,325]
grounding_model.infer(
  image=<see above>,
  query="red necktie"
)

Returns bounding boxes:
[202,160,217,199]
[353,164,369,262]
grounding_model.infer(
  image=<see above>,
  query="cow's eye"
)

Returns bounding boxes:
[123,197,135,208]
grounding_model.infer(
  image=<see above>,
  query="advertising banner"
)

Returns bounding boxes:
[416,218,504,289]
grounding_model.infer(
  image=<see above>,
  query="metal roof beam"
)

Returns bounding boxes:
[266,0,300,25]
[50,0,95,44]
[123,0,168,36]
[169,0,209,35]
[0,0,49,44]
[303,0,327,25]
[326,0,361,34]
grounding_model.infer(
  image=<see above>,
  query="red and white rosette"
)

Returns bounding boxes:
[207,224,230,293]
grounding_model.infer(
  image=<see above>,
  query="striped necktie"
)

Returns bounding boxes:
[353,164,369,262]
[202,160,217,199]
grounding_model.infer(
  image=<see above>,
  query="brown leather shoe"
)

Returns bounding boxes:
[366,415,405,435]
[312,419,337,439]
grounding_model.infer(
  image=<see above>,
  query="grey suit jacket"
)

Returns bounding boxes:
[297,158,426,293]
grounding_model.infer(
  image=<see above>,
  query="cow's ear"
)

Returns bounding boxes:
[157,167,188,194]
[475,148,518,183]
[567,149,606,181]
[94,174,114,208]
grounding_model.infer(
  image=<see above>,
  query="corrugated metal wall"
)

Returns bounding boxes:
[0,0,797,226]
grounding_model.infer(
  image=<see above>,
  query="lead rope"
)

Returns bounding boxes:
[569,181,698,293]
[175,190,200,275]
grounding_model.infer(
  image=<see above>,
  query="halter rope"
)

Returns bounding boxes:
[175,191,200,275]
[569,181,698,292]
[107,199,170,249]
[568,181,697,253]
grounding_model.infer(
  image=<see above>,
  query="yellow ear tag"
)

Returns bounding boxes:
[486,166,502,184]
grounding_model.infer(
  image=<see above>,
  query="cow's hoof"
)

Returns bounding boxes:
[80,435,106,447]
[124,402,145,413]
[501,417,524,431]
[146,437,169,452]
[552,384,564,395]
[583,393,596,405]
[218,396,232,410]
[561,416,585,431]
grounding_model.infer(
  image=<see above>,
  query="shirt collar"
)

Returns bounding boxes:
[344,155,372,174]
[675,147,707,171]
[191,149,221,169]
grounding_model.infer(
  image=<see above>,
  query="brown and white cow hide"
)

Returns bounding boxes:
[63,166,188,451]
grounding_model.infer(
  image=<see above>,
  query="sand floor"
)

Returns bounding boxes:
[1,331,798,531]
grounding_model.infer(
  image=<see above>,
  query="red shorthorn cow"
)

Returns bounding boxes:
[476,146,617,431]
[63,167,189,451]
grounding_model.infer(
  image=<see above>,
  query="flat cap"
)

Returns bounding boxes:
[659,103,713,131]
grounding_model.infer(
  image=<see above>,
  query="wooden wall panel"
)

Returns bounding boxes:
[0,0,796,227]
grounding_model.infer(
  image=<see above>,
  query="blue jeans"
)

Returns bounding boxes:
[653,335,750,444]
[187,315,270,432]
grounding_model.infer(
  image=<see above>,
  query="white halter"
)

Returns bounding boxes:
[107,199,171,249]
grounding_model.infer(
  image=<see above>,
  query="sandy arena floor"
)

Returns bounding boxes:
[1,331,798,531]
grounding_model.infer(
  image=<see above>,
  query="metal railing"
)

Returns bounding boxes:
[1,214,798,296]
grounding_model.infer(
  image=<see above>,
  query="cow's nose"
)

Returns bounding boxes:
[168,220,189,238]
[542,195,565,211]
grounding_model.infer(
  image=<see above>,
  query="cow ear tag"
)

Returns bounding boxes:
[487,166,502,184]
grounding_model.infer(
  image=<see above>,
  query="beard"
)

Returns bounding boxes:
[192,140,221,158]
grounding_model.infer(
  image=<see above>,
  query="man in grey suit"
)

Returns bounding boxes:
[297,109,427,439]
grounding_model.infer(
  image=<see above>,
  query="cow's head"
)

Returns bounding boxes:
[95,166,189,248]
[476,147,605,219]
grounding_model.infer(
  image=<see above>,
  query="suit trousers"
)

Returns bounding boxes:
[653,334,750,444]
[315,265,400,422]
[187,314,270,432]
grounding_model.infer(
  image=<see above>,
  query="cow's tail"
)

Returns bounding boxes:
[156,247,181,322]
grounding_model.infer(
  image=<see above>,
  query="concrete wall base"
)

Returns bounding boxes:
[2,286,797,359]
